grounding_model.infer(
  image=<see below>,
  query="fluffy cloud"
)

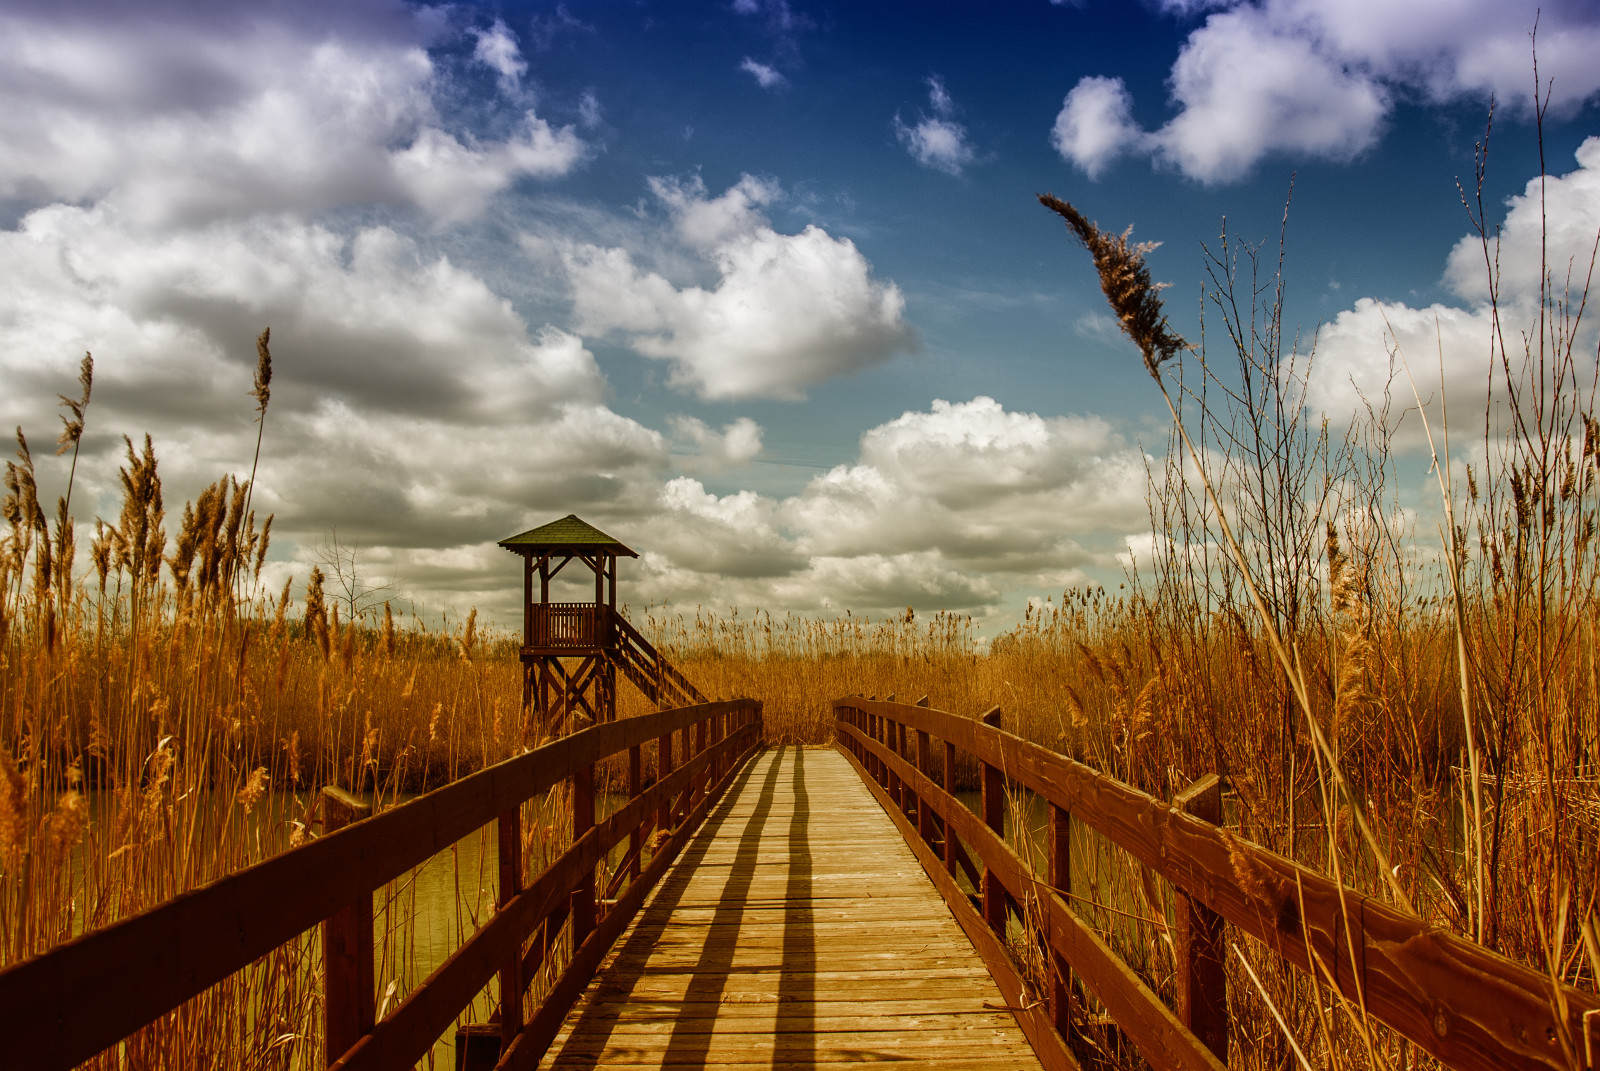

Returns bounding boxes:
[1057,0,1600,183]
[559,175,915,400]
[1304,137,1600,443]
[621,397,1149,620]
[895,76,976,176]
[472,19,528,94]
[670,417,764,473]
[0,5,586,226]
[1051,76,1143,179]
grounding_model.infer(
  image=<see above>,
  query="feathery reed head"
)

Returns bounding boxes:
[56,352,93,455]
[252,328,272,415]
[1038,193,1187,378]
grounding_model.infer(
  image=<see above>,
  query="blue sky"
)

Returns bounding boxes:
[2,0,1598,633]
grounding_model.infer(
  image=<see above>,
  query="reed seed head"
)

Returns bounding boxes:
[1038,193,1188,378]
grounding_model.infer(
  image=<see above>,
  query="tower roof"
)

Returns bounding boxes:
[497,514,638,557]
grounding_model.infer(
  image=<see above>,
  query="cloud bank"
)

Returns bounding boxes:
[1055,0,1600,183]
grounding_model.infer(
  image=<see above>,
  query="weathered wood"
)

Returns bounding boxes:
[1175,774,1228,1063]
[978,706,1007,938]
[329,724,761,1071]
[322,787,374,1068]
[545,748,1051,1070]
[841,721,1225,1071]
[497,801,525,1053]
[1047,801,1072,1039]
[0,699,755,1071]
[838,697,1600,1071]
[833,744,1078,1071]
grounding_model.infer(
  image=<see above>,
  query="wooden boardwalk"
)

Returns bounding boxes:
[545,745,1044,1068]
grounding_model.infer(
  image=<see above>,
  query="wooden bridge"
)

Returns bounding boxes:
[3,695,1595,1071]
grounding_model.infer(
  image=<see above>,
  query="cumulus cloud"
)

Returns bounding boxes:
[619,396,1148,619]
[670,416,764,472]
[1304,137,1600,444]
[1051,76,1144,179]
[0,6,586,225]
[740,58,786,89]
[559,175,915,400]
[1056,0,1600,184]
[895,75,976,176]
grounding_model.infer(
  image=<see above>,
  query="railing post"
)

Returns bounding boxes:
[1175,773,1228,1063]
[979,706,1006,938]
[942,737,957,878]
[915,697,933,848]
[320,786,373,1068]
[693,714,708,809]
[628,743,642,882]
[657,727,675,836]
[497,800,524,1052]
[571,762,596,946]
[1048,801,1072,1037]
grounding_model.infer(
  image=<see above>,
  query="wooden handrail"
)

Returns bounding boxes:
[835,696,1599,1071]
[1,698,763,1071]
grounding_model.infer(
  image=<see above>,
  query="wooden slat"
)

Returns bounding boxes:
[544,748,1048,1070]
[839,697,1600,1071]
[0,700,755,1071]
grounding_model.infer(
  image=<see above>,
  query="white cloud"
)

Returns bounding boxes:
[472,19,527,94]
[895,76,976,176]
[1305,137,1600,445]
[1061,0,1600,184]
[0,8,587,226]
[740,58,786,89]
[1051,76,1144,179]
[559,175,914,400]
[670,416,764,472]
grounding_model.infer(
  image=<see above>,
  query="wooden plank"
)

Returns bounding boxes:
[544,748,1047,1070]
[840,697,1600,1071]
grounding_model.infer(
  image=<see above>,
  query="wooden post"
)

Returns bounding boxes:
[979,707,1006,938]
[571,763,596,946]
[659,729,677,831]
[497,801,523,1052]
[1048,801,1073,1037]
[1175,773,1228,1063]
[320,787,373,1068]
[916,726,933,847]
[943,738,957,879]
[628,743,642,882]
[693,715,708,809]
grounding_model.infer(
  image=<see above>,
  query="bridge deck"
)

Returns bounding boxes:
[545,745,1044,1068]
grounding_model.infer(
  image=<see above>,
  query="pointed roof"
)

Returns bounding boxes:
[497,514,637,557]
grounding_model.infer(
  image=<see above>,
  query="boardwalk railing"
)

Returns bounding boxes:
[0,698,762,1071]
[835,695,1599,1071]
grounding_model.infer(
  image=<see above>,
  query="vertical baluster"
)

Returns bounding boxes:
[942,738,957,878]
[572,763,596,946]
[1176,774,1228,1063]
[979,707,1006,937]
[321,787,373,1068]
[1048,801,1072,1037]
[916,711,933,848]
[498,800,524,1051]
[657,728,675,834]
[628,744,642,882]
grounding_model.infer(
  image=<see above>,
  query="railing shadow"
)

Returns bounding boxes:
[546,750,778,1066]
[773,746,814,1067]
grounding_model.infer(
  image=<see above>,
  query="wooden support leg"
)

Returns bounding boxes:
[1176,773,1228,1063]
[321,787,374,1068]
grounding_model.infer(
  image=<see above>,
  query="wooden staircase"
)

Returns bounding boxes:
[611,611,708,708]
